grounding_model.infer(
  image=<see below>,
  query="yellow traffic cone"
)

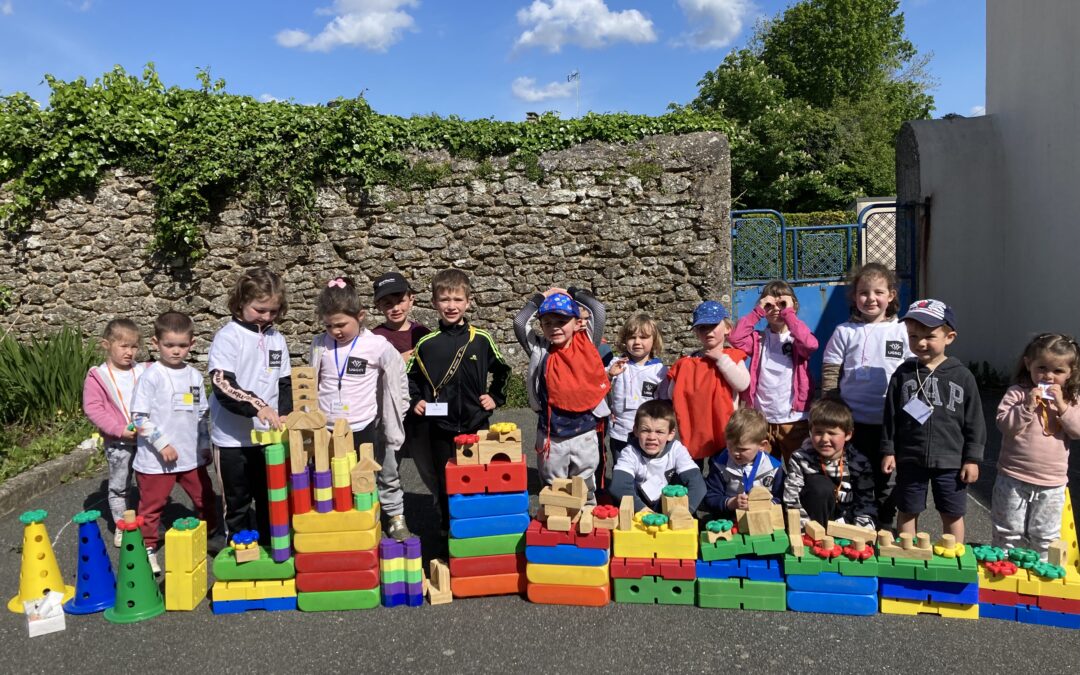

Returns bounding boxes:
[7,510,74,613]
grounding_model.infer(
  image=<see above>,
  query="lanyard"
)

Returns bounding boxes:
[416,327,476,400]
[106,362,137,423]
[819,453,845,499]
[913,365,933,403]
[333,335,360,391]
[742,453,761,494]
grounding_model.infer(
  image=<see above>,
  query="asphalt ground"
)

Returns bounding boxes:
[2,401,1080,673]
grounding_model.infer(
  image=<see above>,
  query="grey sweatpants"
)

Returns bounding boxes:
[375,440,405,518]
[536,429,599,504]
[105,442,136,524]
[991,473,1065,560]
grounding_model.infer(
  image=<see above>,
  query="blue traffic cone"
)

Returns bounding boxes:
[64,510,116,615]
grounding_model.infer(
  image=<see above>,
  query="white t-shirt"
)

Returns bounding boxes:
[131,363,208,473]
[612,439,698,503]
[312,331,403,432]
[208,321,292,447]
[608,359,668,441]
[755,329,806,424]
[822,318,912,424]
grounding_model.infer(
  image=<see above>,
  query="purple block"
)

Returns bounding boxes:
[290,471,310,489]
[380,538,404,559]
[382,580,407,596]
[270,523,290,538]
[315,500,333,513]
[404,536,422,559]
[407,580,424,595]
[313,470,333,489]
[271,547,291,562]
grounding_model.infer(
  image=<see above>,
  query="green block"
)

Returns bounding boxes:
[783,553,823,576]
[748,530,790,556]
[697,578,785,610]
[297,588,380,612]
[268,486,288,502]
[699,532,753,561]
[613,576,695,605]
[836,556,879,577]
[353,491,377,511]
[875,556,920,580]
[448,532,525,558]
[271,534,291,550]
[265,444,286,464]
[212,546,295,581]
[380,568,424,585]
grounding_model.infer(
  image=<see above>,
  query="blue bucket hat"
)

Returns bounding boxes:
[538,293,580,318]
[692,301,729,327]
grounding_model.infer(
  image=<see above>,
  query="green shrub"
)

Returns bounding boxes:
[781,210,856,227]
[0,327,101,425]
[503,371,529,409]
[0,417,93,482]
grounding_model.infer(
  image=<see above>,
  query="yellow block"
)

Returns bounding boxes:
[294,524,381,553]
[526,563,609,587]
[405,557,422,573]
[213,580,254,602]
[880,597,978,620]
[978,565,1025,593]
[165,560,207,611]
[292,505,380,533]
[613,526,698,559]
[212,579,297,601]
[1061,489,1078,569]
[1016,565,1080,600]
[164,520,207,574]
[313,487,333,502]
[251,429,286,445]
[381,557,404,574]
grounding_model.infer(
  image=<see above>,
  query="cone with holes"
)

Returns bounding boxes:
[7,510,74,613]
[103,510,165,624]
[64,510,117,615]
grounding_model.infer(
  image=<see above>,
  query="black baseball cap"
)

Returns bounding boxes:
[373,272,413,302]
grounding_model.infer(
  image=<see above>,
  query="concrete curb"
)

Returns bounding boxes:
[0,439,99,518]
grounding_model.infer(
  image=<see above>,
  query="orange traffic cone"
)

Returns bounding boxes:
[7,510,74,613]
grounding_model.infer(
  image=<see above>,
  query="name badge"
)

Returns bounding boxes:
[331,400,350,415]
[173,392,194,411]
[903,397,933,425]
[426,402,448,417]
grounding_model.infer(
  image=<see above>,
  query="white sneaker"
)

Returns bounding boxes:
[146,547,161,575]
[113,529,123,548]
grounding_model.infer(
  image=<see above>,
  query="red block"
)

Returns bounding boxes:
[484,458,529,493]
[296,568,379,592]
[445,458,528,495]
[979,588,1038,606]
[295,549,379,573]
[525,519,611,550]
[333,485,352,512]
[609,557,694,580]
[449,553,526,577]
[527,582,609,607]
[268,498,290,524]
[266,462,287,490]
[1038,595,1080,614]
[290,485,312,515]
[451,572,527,598]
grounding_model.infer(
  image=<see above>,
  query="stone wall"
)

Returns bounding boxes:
[1,132,731,368]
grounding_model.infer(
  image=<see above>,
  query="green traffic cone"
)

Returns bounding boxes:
[104,510,165,624]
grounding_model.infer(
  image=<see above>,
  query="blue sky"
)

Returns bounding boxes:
[0,0,985,119]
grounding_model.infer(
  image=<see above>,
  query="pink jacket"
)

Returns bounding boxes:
[729,306,818,413]
[83,367,132,445]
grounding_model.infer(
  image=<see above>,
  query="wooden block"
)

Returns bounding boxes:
[619,496,635,531]
[739,509,774,536]
[455,443,480,465]
[706,529,734,544]
[1049,540,1069,568]
[546,515,572,532]
[427,558,453,605]
[351,471,375,495]
[593,516,618,530]
[288,432,308,474]
[747,485,773,501]
[661,494,689,515]
[789,532,805,557]
[769,504,784,530]
[822,536,835,550]
[939,533,956,549]
[478,440,523,464]
[543,504,568,518]
[571,476,586,499]
[804,520,827,541]
[538,483,587,510]
[877,531,933,560]
[578,507,594,534]
[312,428,331,472]
[826,521,877,543]
[786,509,802,536]
[357,443,375,463]
[668,506,695,531]
[234,546,259,563]
[916,532,932,549]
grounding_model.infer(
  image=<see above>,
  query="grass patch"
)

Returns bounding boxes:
[0,417,94,482]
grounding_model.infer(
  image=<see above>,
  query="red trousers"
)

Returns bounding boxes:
[135,466,218,550]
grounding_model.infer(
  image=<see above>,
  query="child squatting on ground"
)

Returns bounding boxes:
[703,408,784,521]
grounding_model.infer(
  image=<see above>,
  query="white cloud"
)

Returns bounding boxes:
[1,1,13,16]
[259,93,281,103]
[970,104,986,116]
[511,76,575,102]
[675,0,753,49]
[514,0,656,53]
[276,0,418,52]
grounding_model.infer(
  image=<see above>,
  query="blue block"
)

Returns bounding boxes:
[879,578,978,604]
[696,559,742,579]
[526,544,609,567]
[742,557,784,582]
[382,593,407,608]
[211,597,297,614]
[787,591,878,616]
[980,602,1018,621]
[448,491,530,519]
[786,572,878,595]
[449,512,531,539]
[1017,605,1080,630]
[406,592,424,607]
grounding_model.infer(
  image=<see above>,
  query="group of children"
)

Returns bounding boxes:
[83,262,1079,575]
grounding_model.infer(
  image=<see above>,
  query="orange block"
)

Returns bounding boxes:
[450,572,526,598]
[527,583,610,607]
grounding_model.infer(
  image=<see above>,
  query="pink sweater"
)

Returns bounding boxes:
[729,306,818,413]
[83,367,132,445]
[996,385,1080,487]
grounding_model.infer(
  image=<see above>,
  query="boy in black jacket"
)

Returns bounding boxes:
[881,300,985,542]
[408,269,511,532]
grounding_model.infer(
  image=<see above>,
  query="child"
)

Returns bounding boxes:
[821,262,912,525]
[312,277,412,541]
[703,408,784,519]
[608,400,705,512]
[663,300,750,462]
[881,299,986,542]
[993,333,1080,558]
[131,312,219,574]
[729,280,818,462]
[514,287,610,502]
[83,318,146,546]
[784,399,877,529]
[208,267,293,542]
[408,269,510,530]
[607,313,667,459]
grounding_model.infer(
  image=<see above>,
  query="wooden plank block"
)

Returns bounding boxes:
[619,496,635,531]
[826,521,877,543]
[804,520,827,541]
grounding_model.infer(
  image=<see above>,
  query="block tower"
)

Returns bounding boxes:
[782,517,880,616]
[526,477,612,607]
[379,537,424,607]
[164,517,207,611]
[611,489,698,606]
[446,424,530,598]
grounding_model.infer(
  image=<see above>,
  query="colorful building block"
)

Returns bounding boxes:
[164,519,206,574]
[1016,605,1080,629]
[696,557,783,582]
[449,553,526,577]
[212,546,295,581]
[614,576,696,605]
[786,590,877,616]
[292,506,380,533]
[879,578,979,604]
[449,512,531,539]
[297,588,380,611]
[525,519,611,550]
[697,578,786,611]
[526,545,610,567]
[295,569,379,592]
[293,525,381,553]
[612,557,697,581]
[450,572,527,597]
[444,458,528,494]
[527,582,610,607]
[526,563,609,587]
[614,520,697,559]
[448,532,525,558]
[211,596,297,614]
[448,491,530,519]
[165,560,207,612]
[785,572,878,595]
[880,597,979,619]
[295,549,378,574]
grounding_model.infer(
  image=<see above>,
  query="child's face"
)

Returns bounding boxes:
[241,295,282,328]
[102,329,139,370]
[540,313,577,346]
[152,331,194,369]
[693,322,729,351]
[811,424,851,461]
[625,330,655,362]
[577,306,590,333]
[1026,353,1073,388]
[729,435,769,466]
[375,292,415,327]
[762,294,796,331]
[323,312,364,344]
[855,275,895,323]
[433,287,470,325]
[634,416,675,456]
[905,321,955,365]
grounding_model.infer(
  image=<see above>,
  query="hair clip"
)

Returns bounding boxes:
[327,278,346,289]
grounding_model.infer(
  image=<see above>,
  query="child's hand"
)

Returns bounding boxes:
[121,427,137,442]
[161,445,178,463]
[705,346,729,363]
[1048,383,1068,414]
[478,394,496,411]
[881,455,896,475]
[608,358,628,377]
[728,493,749,510]
[542,287,568,299]
[413,400,427,416]
[257,405,283,430]
[960,462,979,483]
[758,294,778,311]
[1026,387,1042,411]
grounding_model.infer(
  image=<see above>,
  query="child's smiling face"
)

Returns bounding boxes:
[811,424,851,461]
